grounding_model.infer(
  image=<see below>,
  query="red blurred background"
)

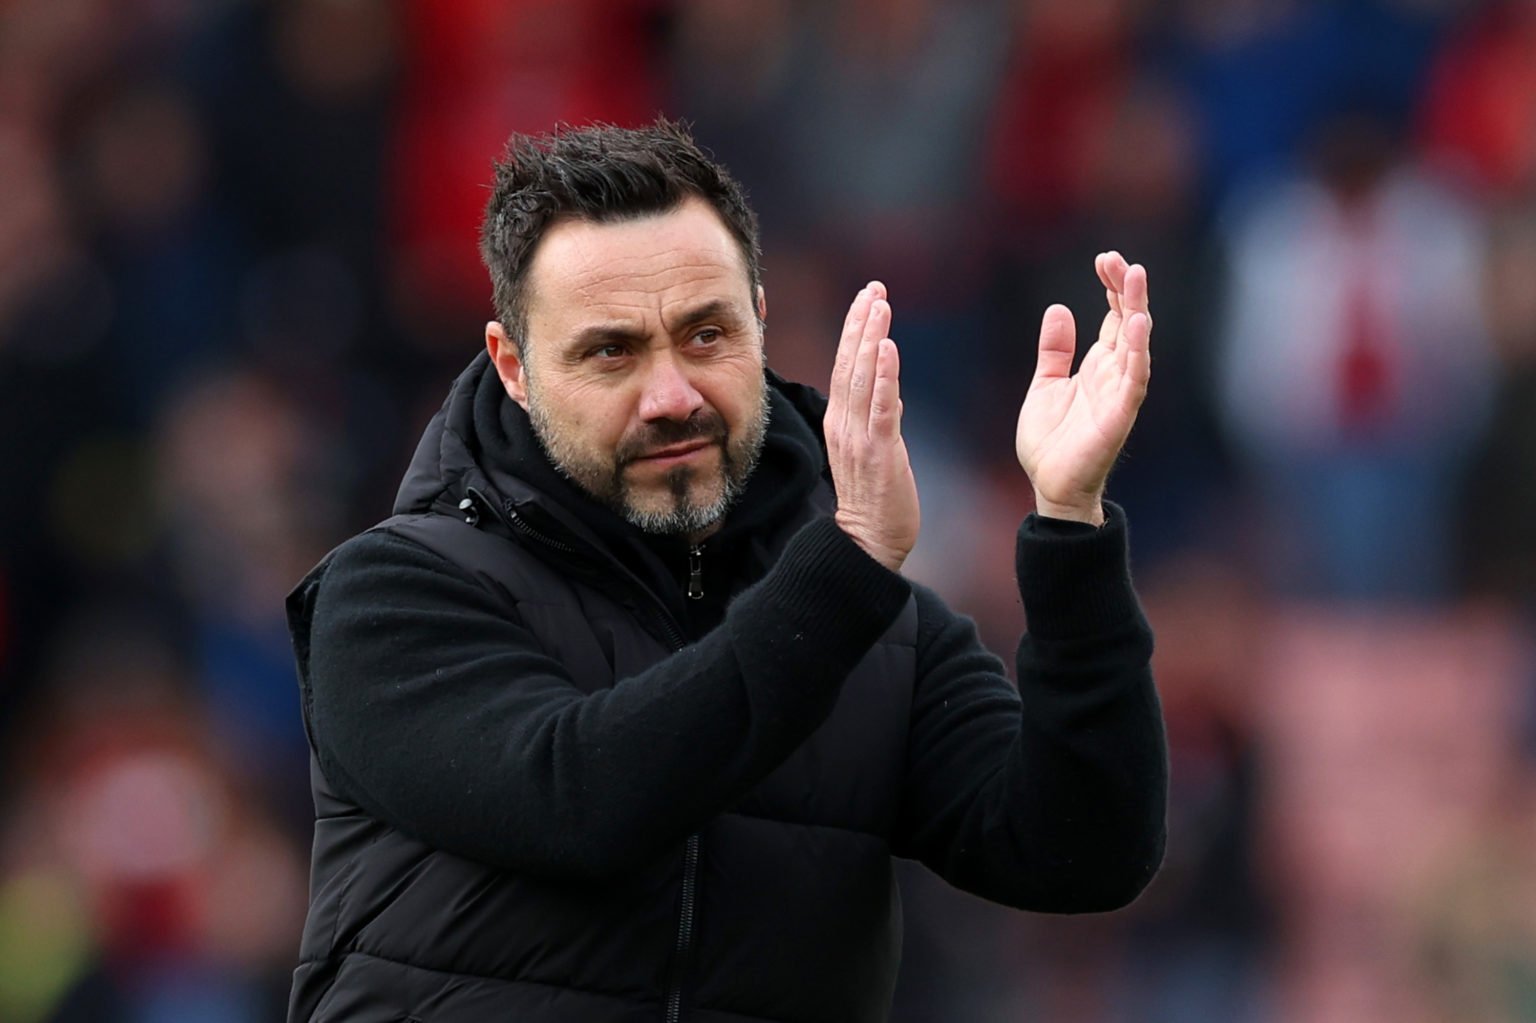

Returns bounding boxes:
[3,1,1536,1020]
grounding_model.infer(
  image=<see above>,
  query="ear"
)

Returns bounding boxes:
[486,321,530,410]
[756,284,767,326]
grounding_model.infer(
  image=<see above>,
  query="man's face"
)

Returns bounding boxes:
[500,197,769,537]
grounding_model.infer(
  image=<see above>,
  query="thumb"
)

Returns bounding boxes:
[1032,304,1077,386]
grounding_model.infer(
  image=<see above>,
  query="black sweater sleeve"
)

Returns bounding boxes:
[303,517,910,882]
[891,502,1167,912]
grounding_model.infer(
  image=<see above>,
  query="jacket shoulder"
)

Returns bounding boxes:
[287,514,544,648]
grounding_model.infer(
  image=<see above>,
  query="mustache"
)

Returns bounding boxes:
[615,411,728,465]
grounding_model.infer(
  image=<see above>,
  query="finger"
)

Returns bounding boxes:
[833,282,885,388]
[1100,250,1129,295]
[1121,262,1149,318]
[1104,251,1132,323]
[833,286,876,385]
[1032,304,1077,385]
[1120,310,1152,409]
[830,286,876,418]
[1116,264,1150,374]
[848,298,890,429]
[869,338,902,440]
[862,283,889,345]
[1095,253,1124,317]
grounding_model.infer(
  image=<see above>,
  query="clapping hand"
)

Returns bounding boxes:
[1015,252,1152,526]
[824,282,920,573]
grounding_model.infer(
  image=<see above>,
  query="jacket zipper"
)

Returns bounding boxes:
[666,833,701,1023]
[686,545,705,600]
[464,486,702,1019]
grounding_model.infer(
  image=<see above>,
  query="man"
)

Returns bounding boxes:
[286,120,1165,1023]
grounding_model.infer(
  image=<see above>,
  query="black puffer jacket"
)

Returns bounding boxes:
[285,352,1166,1022]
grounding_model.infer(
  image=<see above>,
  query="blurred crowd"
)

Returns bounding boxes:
[2,0,1536,1020]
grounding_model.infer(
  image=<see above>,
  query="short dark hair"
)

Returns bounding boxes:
[479,118,762,354]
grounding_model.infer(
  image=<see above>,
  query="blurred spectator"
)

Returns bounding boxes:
[987,0,1142,233]
[1215,102,1493,601]
[154,366,344,811]
[0,117,99,726]
[59,77,239,422]
[783,0,1011,234]
[0,122,78,337]
[199,0,400,370]
[1455,201,1536,608]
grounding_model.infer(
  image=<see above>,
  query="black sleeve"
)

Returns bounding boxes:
[891,502,1167,912]
[303,517,910,882]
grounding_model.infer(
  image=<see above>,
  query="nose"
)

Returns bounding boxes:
[637,351,705,423]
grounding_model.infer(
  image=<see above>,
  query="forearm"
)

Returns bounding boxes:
[896,503,1166,911]
[1002,534,1165,910]
[307,518,910,881]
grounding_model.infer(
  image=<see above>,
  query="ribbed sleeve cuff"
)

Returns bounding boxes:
[1018,500,1143,640]
[755,517,912,645]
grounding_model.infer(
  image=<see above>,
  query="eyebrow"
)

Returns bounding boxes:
[566,299,745,354]
[667,298,740,332]
[569,322,647,353]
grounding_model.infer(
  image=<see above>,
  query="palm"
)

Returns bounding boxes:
[1015,254,1152,517]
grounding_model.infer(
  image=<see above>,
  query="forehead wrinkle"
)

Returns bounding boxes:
[568,256,740,297]
[567,258,742,317]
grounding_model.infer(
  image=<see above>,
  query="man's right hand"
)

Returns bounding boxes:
[824,282,920,573]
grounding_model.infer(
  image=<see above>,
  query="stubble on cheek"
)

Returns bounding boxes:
[527,387,618,498]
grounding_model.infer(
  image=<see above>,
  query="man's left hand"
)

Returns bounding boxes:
[1015,251,1152,526]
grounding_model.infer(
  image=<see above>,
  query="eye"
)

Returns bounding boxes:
[690,328,722,347]
[588,343,628,360]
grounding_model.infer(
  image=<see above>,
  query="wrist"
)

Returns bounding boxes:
[1031,493,1106,527]
[834,512,909,573]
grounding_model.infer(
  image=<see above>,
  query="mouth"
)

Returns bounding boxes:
[633,440,715,466]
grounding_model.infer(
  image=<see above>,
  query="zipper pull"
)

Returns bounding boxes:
[458,495,480,527]
[687,545,705,600]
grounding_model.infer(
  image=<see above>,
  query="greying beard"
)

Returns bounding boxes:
[622,457,749,535]
[527,378,770,538]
